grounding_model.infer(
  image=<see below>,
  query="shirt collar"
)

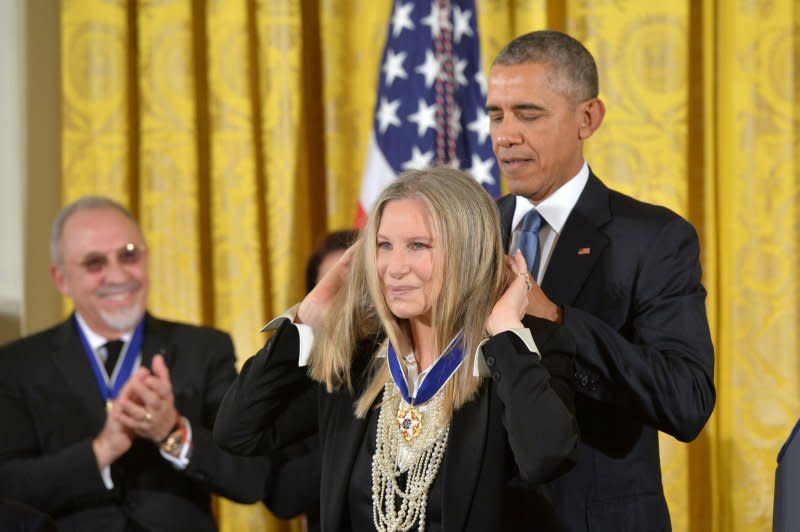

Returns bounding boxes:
[512,162,590,234]
[74,312,134,351]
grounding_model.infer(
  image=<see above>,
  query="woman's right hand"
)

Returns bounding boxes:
[297,242,359,328]
[485,250,530,336]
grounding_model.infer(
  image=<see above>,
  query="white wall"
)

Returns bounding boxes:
[22,0,62,336]
[0,0,61,343]
[0,0,24,341]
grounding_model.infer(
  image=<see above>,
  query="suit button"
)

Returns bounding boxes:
[485,356,495,367]
[492,371,501,382]
[579,375,589,387]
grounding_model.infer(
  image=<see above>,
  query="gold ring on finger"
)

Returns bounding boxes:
[143,411,152,422]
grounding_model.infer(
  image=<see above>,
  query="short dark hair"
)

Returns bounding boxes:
[493,30,598,102]
[305,229,359,293]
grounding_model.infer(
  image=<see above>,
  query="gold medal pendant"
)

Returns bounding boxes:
[396,404,422,441]
[106,400,113,412]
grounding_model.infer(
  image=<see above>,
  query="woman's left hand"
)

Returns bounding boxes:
[485,251,530,336]
[297,242,359,328]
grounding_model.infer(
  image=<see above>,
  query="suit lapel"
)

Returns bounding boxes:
[140,314,172,372]
[542,173,611,306]
[441,386,489,532]
[49,317,106,429]
[497,194,516,252]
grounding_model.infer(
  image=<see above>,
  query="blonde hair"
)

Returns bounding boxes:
[308,167,507,418]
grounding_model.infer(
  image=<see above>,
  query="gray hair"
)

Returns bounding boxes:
[50,196,142,265]
[493,30,599,102]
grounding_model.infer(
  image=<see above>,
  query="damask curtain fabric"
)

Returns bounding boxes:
[60,0,799,531]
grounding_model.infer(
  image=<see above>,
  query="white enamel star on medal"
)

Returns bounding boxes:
[396,405,422,441]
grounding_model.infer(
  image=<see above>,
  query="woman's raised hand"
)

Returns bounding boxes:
[485,250,530,336]
[297,242,359,328]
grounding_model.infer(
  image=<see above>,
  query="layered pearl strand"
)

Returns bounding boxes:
[371,383,449,532]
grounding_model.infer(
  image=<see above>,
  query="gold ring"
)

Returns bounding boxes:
[143,411,152,422]
[524,274,532,292]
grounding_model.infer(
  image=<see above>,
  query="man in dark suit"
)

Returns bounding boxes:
[486,30,716,530]
[0,196,268,531]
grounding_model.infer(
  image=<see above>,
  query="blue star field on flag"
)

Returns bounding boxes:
[357,0,499,223]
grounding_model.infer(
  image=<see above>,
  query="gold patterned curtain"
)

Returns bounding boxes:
[61,0,799,531]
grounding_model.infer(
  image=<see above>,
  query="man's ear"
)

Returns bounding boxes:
[50,264,70,297]
[578,98,606,140]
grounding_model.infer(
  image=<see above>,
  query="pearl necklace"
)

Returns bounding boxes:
[371,383,449,532]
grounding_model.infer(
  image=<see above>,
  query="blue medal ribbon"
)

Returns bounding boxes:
[75,316,144,403]
[387,332,465,406]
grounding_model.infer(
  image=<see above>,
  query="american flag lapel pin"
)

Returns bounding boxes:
[577,247,591,255]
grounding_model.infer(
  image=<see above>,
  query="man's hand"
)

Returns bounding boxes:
[114,355,179,443]
[526,273,563,324]
[297,242,358,327]
[93,393,135,470]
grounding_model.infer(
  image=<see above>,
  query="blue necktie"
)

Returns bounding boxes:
[518,209,542,277]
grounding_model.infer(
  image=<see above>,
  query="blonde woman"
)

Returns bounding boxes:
[215,168,578,531]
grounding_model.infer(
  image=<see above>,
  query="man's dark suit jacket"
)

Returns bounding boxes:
[0,500,57,532]
[0,313,269,532]
[773,417,800,531]
[499,171,716,531]
[214,318,580,531]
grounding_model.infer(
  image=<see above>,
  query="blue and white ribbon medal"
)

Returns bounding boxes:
[387,333,465,441]
[75,316,144,412]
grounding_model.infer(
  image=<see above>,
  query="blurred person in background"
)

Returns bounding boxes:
[0,196,268,532]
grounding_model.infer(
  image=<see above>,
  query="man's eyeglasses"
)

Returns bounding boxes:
[76,243,147,273]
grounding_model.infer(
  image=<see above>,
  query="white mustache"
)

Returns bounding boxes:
[96,281,141,297]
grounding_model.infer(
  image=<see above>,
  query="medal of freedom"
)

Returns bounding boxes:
[396,404,422,441]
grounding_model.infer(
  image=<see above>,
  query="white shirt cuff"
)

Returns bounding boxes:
[260,304,315,367]
[472,328,541,377]
[100,465,113,489]
[159,416,192,469]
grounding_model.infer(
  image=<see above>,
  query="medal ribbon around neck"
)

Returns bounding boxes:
[387,332,465,406]
[75,316,144,404]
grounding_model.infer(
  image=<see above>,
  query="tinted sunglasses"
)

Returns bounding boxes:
[77,243,147,273]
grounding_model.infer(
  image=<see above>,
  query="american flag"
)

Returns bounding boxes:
[355,0,499,226]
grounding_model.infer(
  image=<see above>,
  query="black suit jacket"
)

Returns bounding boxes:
[263,437,321,531]
[498,171,716,531]
[215,318,580,531]
[0,313,269,532]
